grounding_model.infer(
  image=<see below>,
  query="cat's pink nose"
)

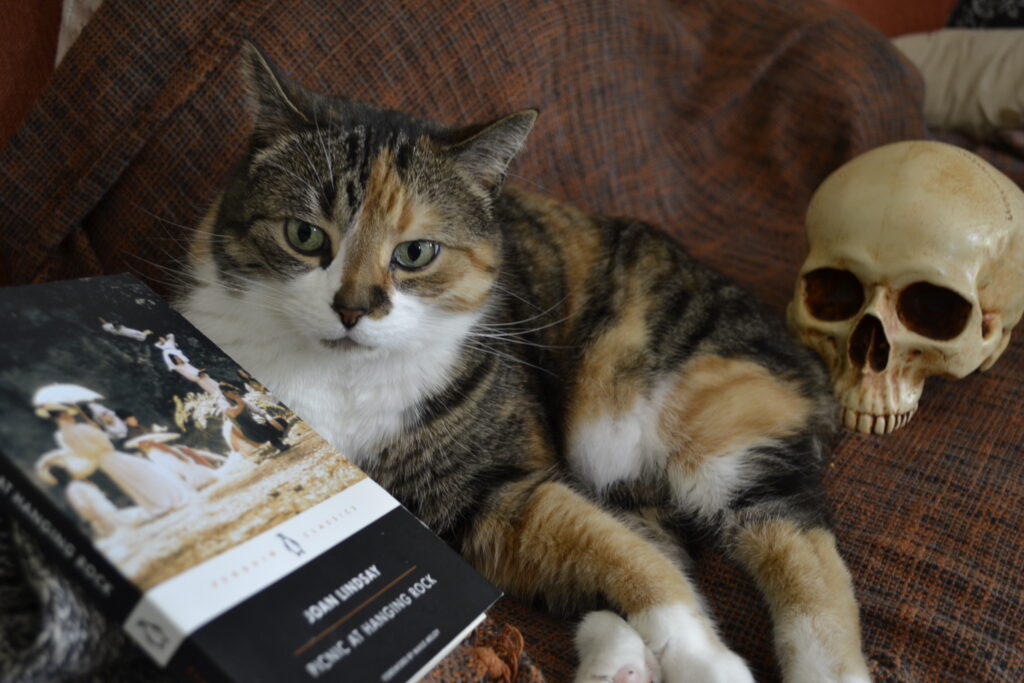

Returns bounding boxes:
[336,307,366,329]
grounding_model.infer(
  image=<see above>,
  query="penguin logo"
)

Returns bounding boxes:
[137,619,169,650]
[278,532,305,556]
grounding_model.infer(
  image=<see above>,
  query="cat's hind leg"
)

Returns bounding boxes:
[658,354,869,682]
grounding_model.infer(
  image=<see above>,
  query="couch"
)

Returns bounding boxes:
[1,1,1021,680]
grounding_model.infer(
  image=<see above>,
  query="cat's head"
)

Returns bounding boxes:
[189,42,535,355]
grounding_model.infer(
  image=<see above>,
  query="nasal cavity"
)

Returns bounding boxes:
[848,315,890,372]
[335,307,366,329]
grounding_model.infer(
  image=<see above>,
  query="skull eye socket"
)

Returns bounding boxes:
[802,268,864,321]
[897,282,972,340]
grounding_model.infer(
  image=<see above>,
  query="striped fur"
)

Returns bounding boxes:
[179,44,869,682]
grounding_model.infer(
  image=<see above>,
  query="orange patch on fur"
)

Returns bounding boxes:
[395,194,439,237]
[463,480,696,615]
[362,150,406,224]
[335,155,398,306]
[339,149,443,309]
[506,188,603,321]
[661,355,813,469]
[432,244,499,312]
[565,305,649,433]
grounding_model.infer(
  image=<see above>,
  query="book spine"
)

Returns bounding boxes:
[0,455,257,683]
[0,450,139,621]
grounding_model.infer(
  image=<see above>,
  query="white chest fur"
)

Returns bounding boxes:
[179,279,465,466]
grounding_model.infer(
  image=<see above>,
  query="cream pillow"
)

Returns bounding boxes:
[893,29,1023,137]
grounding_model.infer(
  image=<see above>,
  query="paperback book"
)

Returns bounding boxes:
[0,274,501,683]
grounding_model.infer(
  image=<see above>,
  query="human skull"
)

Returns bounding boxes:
[788,141,1024,435]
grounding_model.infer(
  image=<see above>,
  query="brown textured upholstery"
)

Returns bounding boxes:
[824,0,959,36]
[0,1,61,148]
[1,1,1022,681]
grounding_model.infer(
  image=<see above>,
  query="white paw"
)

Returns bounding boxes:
[574,610,660,683]
[659,640,753,683]
[629,604,753,683]
[783,615,872,683]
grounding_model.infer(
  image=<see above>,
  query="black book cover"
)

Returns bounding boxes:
[0,274,501,683]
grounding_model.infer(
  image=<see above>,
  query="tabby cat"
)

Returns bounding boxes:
[179,43,870,683]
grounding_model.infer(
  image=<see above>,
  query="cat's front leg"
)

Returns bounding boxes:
[731,519,871,683]
[627,604,753,683]
[460,479,752,683]
[574,604,754,683]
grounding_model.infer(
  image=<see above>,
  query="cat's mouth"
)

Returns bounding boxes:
[321,337,366,351]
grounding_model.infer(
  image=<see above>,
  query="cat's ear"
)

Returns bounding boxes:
[240,41,313,142]
[447,110,538,193]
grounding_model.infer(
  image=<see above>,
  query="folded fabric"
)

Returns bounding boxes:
[894,29,1024,136]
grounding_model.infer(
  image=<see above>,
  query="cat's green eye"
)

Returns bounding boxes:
[284,218,326,254]
[392,240,439,270]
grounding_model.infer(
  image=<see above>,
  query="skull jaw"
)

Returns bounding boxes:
[833,368,924,435]
[840,403,917,435]
[790,322,924,435]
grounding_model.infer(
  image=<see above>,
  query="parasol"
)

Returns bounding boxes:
[32,384,104,406]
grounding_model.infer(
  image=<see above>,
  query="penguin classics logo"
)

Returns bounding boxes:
[278,532,305,557]
[136,618,169,651]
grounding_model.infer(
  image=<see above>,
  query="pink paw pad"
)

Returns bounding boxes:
[613,664,653,683]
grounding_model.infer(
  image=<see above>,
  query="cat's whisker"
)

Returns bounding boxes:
[488,281,543,312]
[156,265,296,318]
[476,306,576,339]
[147,234,232,248]
[467,312,572,343]
[476,313,573,337]
[121,262,221,308]
[145,226,233,251]
[208,292,294,317]
[476,293,572,329]
[124,220,221,273]
[504,171,546,191]
[144,217,232,243]
[261,160,314,189]
[147,228,232,262]
[312,105,336,191]
[466,331,571,350]
[461,339,557,378]
[122,249,188,276]
[295,130,327,191]
[125,200,206,234]
[128,245,309,331]
[121,254,194,296]
[202,286,296,317]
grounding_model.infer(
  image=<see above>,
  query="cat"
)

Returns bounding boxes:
[178,43,870,683]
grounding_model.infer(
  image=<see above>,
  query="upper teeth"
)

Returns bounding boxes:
[841,407,916,435]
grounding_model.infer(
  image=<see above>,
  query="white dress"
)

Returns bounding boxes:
[59,420,193,514]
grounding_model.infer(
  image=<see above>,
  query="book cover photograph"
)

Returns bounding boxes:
[0,274,501,683]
